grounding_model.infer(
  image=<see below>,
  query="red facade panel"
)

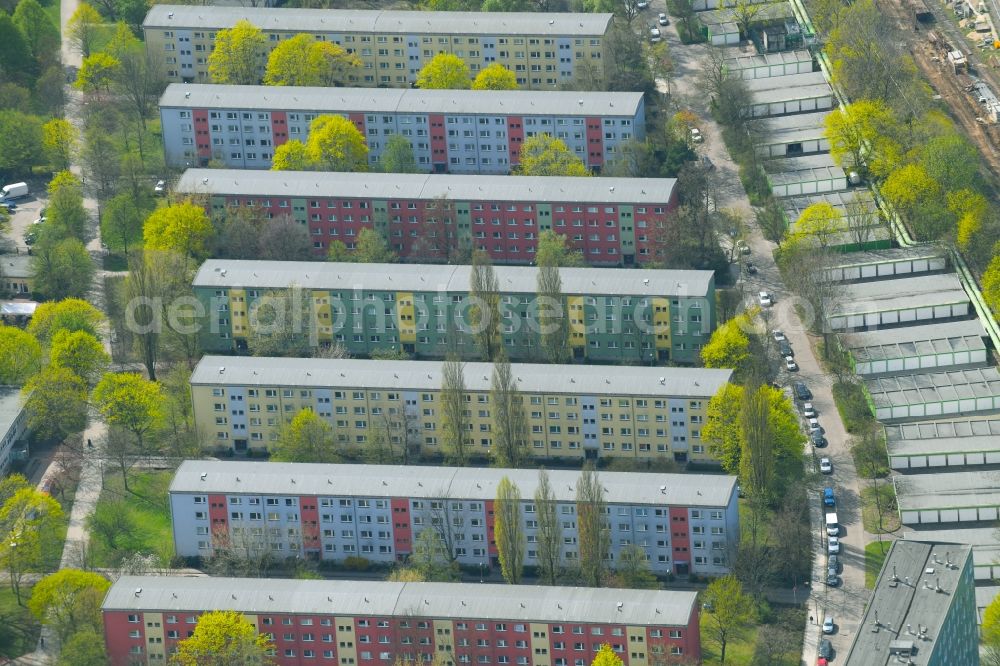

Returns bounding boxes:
[429,114,447,169]
[209,494,228,545]
[271,111,289,148]
[392,498,413,558]
[349,113,367,137]
[668,507,689,575]
[507,116,524,166]
[104,612,143,666]
[585,117,604,168]
[193,109,211,160]
[485,500,498,560]
[301,495,321,553]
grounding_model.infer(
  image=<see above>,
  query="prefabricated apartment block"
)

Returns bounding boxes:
[896,470,1000,525]
[143,5,613,89]
[843,320,988,377]
[864,367,1000,422]
[168,460,739,576]
[103,576,701,666]
[827,273,971,331]
[886,415,1000,470]
[745,72,836,118]
[175,169,677,265]
[190,356,732,463]
[724,49,815,79]
[192,260,715,364]
[159,85,644,172]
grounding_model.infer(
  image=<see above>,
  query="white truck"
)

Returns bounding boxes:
[0,182,29,201]
[825,512,839,536]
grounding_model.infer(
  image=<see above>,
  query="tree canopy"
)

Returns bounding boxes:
[208,20,266,85]
[143,202,214,260]
[272,115,369,173]
[23,367,89,442]
[173,610,275,666]
[264,34,360,86]
[28,297,103,342]
[472,63,518,90]
[0,326,41,385]
[271,409,339,463]
[416,53,471,89]
[28,569,110,644]
[517,134,590,177]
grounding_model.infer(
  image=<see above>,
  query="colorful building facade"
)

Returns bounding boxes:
[158,85,645,172]
[176,170,677,265]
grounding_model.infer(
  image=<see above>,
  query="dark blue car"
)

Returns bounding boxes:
[823,487,836,507]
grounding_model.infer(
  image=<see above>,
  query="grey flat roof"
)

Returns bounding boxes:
[765,111,829,138]
[903,528,1000,567]
[781,189,876,218]
[886,415,1000,457]
[826,247,947,271]
[865,367,1000,409]
[191,356,732,398]
[176,169,676,205]
[833,273,968,316]
[700,2,793,25]
[0,255,30,279]
[105,576,697,627]
[844,320,985,351]
[725,49,814,69]
[159,84,643,117]
[0,388,24,438]
[768,165,843,187]
[895,470,1000,511]
[169,460,738,508]
[769,153,838,171]
[849,334,985,364]
[193,260,714,297]
[753,84,833,105]
[144,5,613,37]
[745,71,828,92]
[843,540,972,665]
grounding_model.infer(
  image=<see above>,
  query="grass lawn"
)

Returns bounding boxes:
[831,381,875,434]
[861,483,900,535]
[865,541,893,589]
[89,469,174,568]
[0,584,40,661]
[700,607,804,665]
[41,476,77,573]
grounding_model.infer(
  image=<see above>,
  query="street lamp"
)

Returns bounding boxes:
[479,561,484,583]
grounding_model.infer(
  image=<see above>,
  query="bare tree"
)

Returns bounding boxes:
[469,250,501,362]
[576,464,610,587]
[536,264,569,363]
[845,193,877,248]
[490,355,530,468]
[441,355,469,466]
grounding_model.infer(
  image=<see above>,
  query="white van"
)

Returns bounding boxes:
[825,512,839,536]
[0,182,29,200]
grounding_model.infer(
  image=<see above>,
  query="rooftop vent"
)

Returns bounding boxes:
[134,587,142,596]
[659,485,667,494]
[616,602,623,611]
[200,473,207,481]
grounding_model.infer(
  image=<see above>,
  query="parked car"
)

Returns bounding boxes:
[0,182,29,201]
[810,431,828,448]
[758,291,773,307]
[649,26,661,42]
[745,261,757,275]
[818,637,833,660]
[794,381,811,400]
[700,155,715,171]
[2,202,15,213]
[658,12,669,24]
[823,487,835,507]
[785,356,798,372]
[154,179,167,196]
[828,554,839,571]
[637,0,649,7]
[827,536,840,554]
[808,417,822,433]
[820,457,833,474]
[690,127,703,143]
[778,340,792,357]
[772,329,786,342]
[822,615,835,634]
[802,402,816,418]
[826,572,840,587]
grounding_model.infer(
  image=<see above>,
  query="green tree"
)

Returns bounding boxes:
[469,250,501,361]
[106,23,167,130]
[208,20,266,85]
[410,528,460,581]
[30,237,95,301]
[534,468,561,585]
[0,13,32,81]
[173,610,275,666]
[245,288,314,358]
[0,326,41,384]
[983,249,1000,316]
[983,591,1000,666]
[494,476,524,584]
[0,486,62,604]
[787,202,842,250]
[536,263,569,364]
[57,630,107,666]
[50,329,109,386]
[517,134,590,177]
[28,569,110,644]
[264,34,360,86]
[918,131,980,194]
[380,134,418,173]
[591,644,623,666]
[92,372,164,477]
[881,163,952,241]
[75,52,121,95]
[700,313,751,373]
[42,119,77,172]
[616,544,658,589]
[305,115,369,172]
[491,355,529,468]
[272,140,311,171]
[472,63,518,90]
[355,227,396,263]
[326,239,352,262]
[143,202,214,260]
[272,409,338,463]
[0,110,43,177]
[755,197,788,245]
[416,53,471,89]
[46,170,88,240]
[441,355,469,466]
[949,189,990,255]
[13,0,59,68]
[702,575,755,665]
[535,230,585,267]
[739,383,774,501]
[825,100,894,176]
[27,298,102,342]
[67,3,102,58]
[101,191,149,255]
[576,464,609,587]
